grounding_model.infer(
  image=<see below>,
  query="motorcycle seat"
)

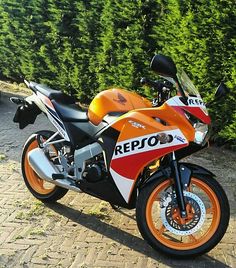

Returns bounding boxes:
[29,82,76,104]
[51,100,88,122]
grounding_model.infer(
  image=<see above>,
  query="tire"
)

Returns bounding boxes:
[21,130,68,202]
[136,174,230,258]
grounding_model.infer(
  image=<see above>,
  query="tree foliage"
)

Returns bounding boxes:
[0,0,235,144]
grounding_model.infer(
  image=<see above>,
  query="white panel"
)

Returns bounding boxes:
[112,129,187,160]
[110,168,134,203]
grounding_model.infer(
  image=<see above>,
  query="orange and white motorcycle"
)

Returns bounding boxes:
[11,55,230,257]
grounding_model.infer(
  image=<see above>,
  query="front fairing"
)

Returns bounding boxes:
[162,70,211,125]
[166,95,210,125]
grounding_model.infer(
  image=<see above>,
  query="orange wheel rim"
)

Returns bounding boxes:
[146,178,221,250]
[24,139,56,195]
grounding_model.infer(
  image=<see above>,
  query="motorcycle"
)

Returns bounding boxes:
[11,54,230,257]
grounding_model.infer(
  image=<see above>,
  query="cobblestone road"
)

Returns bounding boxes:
[0,91,235,267]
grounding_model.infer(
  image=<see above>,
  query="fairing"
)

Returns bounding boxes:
[88,88,152,125]
[167,96,211,124]
[103,84,210,203]
[107,105,191,203]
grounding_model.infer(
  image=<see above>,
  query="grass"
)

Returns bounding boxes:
[15,200,46,220]
[0,80,30,95]
[29,227,46,236]
[88,201,111,220]
[14,235,24,240]
[0,154,6,161]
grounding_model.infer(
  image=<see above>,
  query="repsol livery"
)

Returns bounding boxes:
[11,54,229,258]
[113,130,187,159]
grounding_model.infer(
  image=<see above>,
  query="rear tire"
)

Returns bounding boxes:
[136,174,230,258]
[21,130,68,202]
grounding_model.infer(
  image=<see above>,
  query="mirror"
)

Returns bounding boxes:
[215,82,230,99]
[150,54,177,78]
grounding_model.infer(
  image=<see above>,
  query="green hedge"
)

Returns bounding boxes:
[0,0,235,144]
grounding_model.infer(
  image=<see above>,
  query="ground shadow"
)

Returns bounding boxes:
[46,202,230,267]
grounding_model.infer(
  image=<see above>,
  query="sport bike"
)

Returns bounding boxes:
[11,55,230,257]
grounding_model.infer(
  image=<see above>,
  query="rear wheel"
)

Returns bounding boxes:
[136,175,230,257]
[21,130,68,202]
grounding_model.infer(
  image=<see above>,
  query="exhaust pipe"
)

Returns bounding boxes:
[28,148,58,180]
[27,148,82,193]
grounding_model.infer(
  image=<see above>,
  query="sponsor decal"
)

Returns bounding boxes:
[113,130,187,159]
[167,96,206,108]
[115,133,174,157]
[128,120,145,129]
[113,93,127,105]
[115,134,168,156]
[188,98,205,106]
[174,135,185,143]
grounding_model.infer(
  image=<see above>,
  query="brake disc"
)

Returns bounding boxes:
[160,191,206,235]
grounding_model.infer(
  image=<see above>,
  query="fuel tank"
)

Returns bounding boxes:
[88,88,152,125]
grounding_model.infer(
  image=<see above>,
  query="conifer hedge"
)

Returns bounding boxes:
[0,0,235,145]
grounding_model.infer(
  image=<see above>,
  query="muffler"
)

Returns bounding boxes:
[28,148,58,181]
[27,148,82,193]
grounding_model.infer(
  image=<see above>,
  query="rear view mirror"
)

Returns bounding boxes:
[150,54,177,79]
[215,82,230,99]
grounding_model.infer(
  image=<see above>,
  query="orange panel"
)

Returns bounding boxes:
[88,88,152,125]
[110,111,177,142]
[110,103,195,142]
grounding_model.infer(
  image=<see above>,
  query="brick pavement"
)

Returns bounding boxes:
[0,91,235,267]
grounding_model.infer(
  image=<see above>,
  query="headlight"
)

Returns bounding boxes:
[194,123,209,145]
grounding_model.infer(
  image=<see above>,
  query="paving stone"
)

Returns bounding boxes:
[0,90,235,267]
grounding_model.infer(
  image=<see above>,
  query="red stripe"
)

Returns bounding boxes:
[110,144,186,179]
[172,106,211,124]
[183,106,211,124]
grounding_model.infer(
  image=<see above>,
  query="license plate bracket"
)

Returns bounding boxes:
[13,102,41,129]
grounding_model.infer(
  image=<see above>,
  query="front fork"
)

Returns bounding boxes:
[171,152,189,218]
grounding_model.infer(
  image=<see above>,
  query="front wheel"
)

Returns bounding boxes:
[136,175,230,258]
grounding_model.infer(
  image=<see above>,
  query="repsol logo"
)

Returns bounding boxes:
[188,98,204,106]
[115,133,173,156]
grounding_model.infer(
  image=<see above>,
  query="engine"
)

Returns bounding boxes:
[82,154,107,182]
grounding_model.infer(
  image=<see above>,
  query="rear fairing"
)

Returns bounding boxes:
[36,91,70,141]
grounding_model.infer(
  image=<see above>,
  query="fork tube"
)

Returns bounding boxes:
[171,152,187,218]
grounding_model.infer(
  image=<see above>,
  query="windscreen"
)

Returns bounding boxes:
[177,69,200,97]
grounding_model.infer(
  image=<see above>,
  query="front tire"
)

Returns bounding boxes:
[136,174,230,258]
[21,130,68,202]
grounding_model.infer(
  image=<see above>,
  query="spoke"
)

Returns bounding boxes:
[158,224,166,235]
[187,184,192,192]
[188,234,197,243]
[38,179,44,188]
[172,211,179,219]
[206,207,214,214]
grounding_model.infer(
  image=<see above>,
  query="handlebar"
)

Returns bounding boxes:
[140,77,164,92]
[140,77,173,107]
